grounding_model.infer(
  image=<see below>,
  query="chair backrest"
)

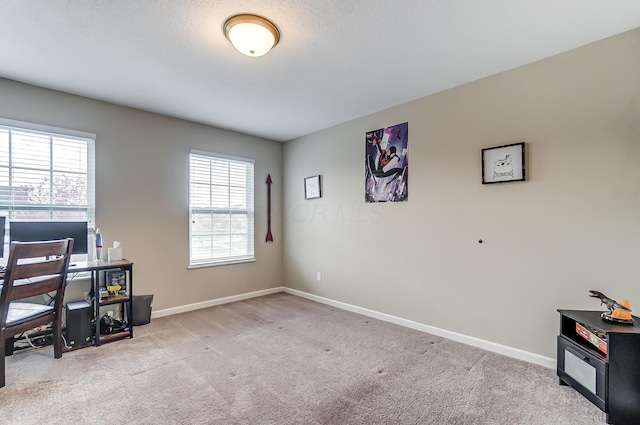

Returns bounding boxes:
[0,239,74,322]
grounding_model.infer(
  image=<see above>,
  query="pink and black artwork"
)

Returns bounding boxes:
[365,122,408,203]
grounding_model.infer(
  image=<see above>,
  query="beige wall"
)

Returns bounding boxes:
[0,78,284,310]
[2,28,638,360]
[283,28,640,358]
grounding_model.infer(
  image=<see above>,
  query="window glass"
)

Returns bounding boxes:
[189,151,254,267]
[0,120,95,259]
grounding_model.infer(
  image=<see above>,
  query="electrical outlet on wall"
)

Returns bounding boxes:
[316,271,322,282]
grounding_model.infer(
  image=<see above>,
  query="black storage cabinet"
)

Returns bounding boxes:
[557,310,640,424]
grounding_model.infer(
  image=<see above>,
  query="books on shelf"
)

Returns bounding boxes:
[105,269,127,296]
[575,322,607,354]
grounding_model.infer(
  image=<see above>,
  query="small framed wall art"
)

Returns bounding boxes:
[304,175,322,199]
[482,142,526,184]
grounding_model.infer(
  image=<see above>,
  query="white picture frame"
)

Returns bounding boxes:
[304,175,321,199]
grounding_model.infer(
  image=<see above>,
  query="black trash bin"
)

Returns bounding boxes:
[132,294,154,326]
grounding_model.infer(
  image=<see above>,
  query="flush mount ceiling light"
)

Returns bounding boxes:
[223,14,280,57]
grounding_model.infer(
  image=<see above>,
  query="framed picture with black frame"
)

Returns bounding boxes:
[304,175,322,199]
[482,142,526,184]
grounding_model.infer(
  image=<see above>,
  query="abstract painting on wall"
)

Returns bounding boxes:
[365,122,408,202]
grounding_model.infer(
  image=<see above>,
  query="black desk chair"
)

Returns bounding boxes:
[0,238,74,388]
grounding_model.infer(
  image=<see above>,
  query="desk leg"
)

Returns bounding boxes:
[92,270,101,346]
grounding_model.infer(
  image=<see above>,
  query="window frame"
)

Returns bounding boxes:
[0,117,96,261]
[188,150,255,268]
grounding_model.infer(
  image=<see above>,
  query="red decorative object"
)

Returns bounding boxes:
[266,174,273,242]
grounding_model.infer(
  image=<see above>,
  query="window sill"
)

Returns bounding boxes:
[188,258,256,269]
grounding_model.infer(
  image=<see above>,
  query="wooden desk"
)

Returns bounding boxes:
[1,259,134,351]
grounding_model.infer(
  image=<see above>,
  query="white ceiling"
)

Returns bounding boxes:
[1,1,640,142]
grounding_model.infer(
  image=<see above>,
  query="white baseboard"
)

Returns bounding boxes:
[151,286,286,319]
[151,285,555,369]
[283,287,556,369]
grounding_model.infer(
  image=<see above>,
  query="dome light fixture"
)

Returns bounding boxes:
[223,14,280,57]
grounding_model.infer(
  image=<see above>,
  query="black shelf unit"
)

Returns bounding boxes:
[557,310,640,425]
[69,259,134,346]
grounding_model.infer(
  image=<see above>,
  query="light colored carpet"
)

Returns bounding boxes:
[1,293,605,424]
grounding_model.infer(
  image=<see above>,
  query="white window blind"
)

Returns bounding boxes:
[0,119,95,254]
[189,150,255,267]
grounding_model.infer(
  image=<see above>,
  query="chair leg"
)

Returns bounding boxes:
[0,336,5,388]
[53,320,63,359]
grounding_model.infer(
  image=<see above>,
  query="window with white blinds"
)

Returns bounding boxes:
[0,118,95,256]
[189,150,255,267]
